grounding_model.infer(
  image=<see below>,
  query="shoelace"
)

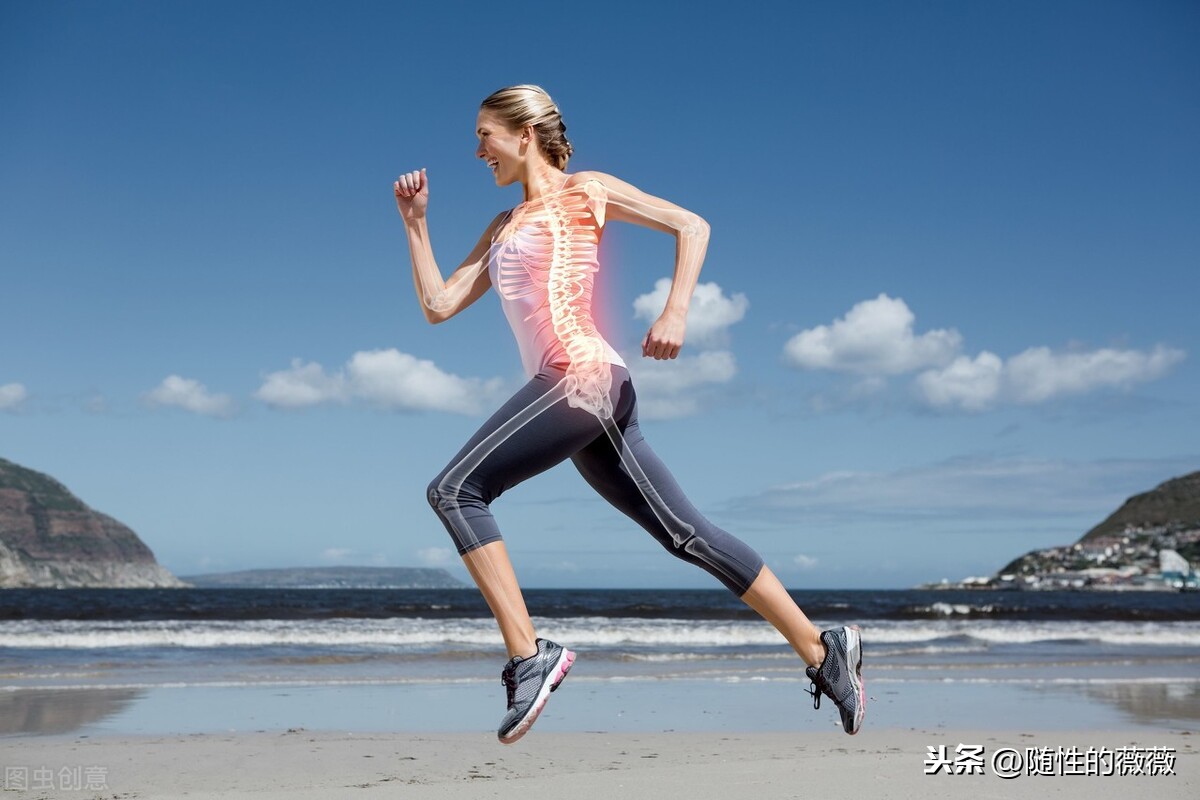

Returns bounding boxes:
[501,664,518,708]
[805,672,828,710]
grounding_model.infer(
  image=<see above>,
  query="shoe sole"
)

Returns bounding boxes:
[843,625,865,735]
[498,648,575,745]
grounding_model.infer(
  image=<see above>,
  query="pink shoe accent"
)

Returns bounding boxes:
[552,650,576,688]
[499,648,575,745]
[851,626,865,735]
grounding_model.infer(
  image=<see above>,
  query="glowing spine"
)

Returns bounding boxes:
[545,180,613,419]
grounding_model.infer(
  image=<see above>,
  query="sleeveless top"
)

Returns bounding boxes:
[487,177,627,378]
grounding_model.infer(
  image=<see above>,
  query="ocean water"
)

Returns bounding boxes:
[2,588,1198,735]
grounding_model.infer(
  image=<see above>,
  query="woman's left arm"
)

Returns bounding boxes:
[577,171,710,360]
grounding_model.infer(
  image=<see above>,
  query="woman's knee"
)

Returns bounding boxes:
[427,472,491,519]
[426,474,453,517]
[662,530,763,597]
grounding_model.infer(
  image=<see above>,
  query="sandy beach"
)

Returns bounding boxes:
[4,587,1197,797]
[3,726,1195,799]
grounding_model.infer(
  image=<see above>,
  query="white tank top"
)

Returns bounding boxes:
[487,179,627,378]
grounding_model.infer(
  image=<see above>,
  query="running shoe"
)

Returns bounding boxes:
[497,637,575,744]
[805,625,865,735]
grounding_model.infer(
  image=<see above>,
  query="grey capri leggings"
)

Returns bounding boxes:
[426,363,765,596]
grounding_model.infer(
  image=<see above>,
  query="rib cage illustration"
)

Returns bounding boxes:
[495,179,615,419]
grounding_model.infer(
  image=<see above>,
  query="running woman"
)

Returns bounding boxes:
[394,85,864,743]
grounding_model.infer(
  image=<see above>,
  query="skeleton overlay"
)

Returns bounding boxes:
[412,170,748,600]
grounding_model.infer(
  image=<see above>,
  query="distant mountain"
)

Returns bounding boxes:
[180,566,466,589]
[1080,471,1200,542]
[990,470,1200,588]
[0,457,185,588]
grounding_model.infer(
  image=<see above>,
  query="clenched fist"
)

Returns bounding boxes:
[394,167,428,223]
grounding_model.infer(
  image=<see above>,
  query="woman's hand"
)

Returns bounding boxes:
[394,168,429,223]
[642,309,687,360]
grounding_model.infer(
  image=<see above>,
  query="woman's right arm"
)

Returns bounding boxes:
[395,167,502,324]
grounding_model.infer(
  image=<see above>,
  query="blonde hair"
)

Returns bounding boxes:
[480,84,573,169]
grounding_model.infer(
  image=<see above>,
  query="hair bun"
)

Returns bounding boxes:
[481,84,573,168]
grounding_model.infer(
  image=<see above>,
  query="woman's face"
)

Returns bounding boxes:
[475,110,524,186]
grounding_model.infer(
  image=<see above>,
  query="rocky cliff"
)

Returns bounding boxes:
[989,469,1200,588]
[1080,471,1200,542]
[0,457,185,588]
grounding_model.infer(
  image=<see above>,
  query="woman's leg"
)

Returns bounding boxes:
[461,541,537,659]
[572,387,866,733]
[570,376,826,666]
[739,565,826,666]
[426,368,611,659]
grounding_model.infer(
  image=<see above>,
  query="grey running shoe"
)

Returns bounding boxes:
[805,625,865,735]
[497,638,575,744]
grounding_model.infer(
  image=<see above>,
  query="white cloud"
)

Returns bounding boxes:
[635,396,700,421]
[915,352,1004,411]
[627,281,746,419]
[0,383,27,412]
[256,349,504,415]
[783,294,961,375]
[1004,345,1185,404]
[255,359,347,408]
[793,554,819,569]
[786,295,1184,412]
[633,278,749,348]
[629,350,737,420]
[319,548,390,566]
[417,547,454,566]
[917,345,1185,411]
[346,350,501,414]
[730,455,1200,525]
[194,555,219,570]
[720,456,1198,585]
[144,375,235,417]
[630,350,737,395]
[81,394,109,414]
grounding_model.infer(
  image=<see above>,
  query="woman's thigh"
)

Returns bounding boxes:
[431,368,621,504]
[569,386,763,595]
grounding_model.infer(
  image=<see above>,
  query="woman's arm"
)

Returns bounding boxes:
[404,211,503,324]
[395,168,501,324]
[572,171,711,359]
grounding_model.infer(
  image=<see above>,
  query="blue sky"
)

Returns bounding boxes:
[2,0,1197,589]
